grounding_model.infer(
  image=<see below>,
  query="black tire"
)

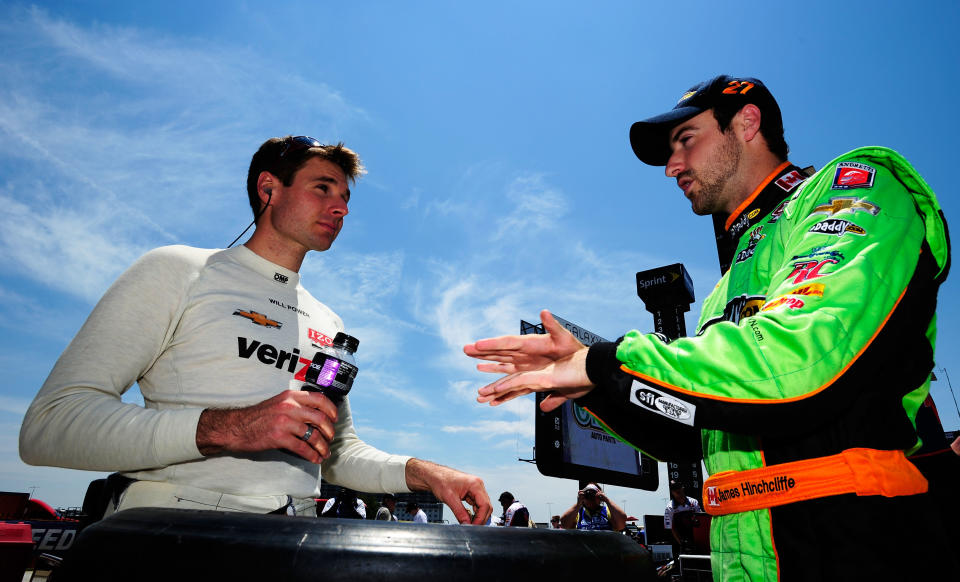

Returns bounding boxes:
[57,507,655,581]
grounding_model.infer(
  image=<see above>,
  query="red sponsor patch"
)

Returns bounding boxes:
[762,296,805,311]
[308,328,334,346]
[832,162,876,190]
[786,259,838,284]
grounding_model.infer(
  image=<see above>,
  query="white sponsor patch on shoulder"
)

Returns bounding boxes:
[628,380,696,426]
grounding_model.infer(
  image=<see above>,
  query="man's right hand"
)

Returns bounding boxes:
[195,390,338,463]
[463,309,585,375]
[464,309,595,410]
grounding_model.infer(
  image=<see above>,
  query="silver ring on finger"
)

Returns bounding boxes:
[300,424,315,442]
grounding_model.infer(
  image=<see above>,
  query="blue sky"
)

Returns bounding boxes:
[2,1,958,521]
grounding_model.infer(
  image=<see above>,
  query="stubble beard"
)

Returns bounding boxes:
[686,131,742,216]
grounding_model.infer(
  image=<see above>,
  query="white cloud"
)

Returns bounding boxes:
[493,174,569,241]
[0,6,369,302]
[441,419,535,439]
[0,192,147,302]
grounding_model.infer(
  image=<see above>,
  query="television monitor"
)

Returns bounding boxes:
[528,314,658,490]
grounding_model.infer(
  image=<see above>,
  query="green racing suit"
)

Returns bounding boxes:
[578,147,951,580]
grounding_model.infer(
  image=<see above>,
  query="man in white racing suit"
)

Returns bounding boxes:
[20,136,492,523]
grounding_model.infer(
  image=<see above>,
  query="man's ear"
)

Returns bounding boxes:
[256,171,278,208]
[737,104,763,143]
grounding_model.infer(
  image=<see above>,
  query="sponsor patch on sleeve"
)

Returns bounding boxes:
[629,380,696,426]
[788,283,825,297]
[775,170,805,192]
[831,162,876,190]
[811,196,880,217]
[766,200,789,224]
[762,296,806,311]
[808,219,867,237]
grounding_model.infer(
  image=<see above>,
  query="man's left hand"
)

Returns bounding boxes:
[406,459,492,525]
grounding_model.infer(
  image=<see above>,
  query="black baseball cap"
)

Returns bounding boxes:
[629,75,782,166]
[498,491,514,503]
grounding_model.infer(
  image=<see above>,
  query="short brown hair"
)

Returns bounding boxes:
[245,136,366,219]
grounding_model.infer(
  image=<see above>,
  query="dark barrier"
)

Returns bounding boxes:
[58,508,655,581]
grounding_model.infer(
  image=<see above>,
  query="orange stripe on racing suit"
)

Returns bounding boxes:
[702,448,927,516]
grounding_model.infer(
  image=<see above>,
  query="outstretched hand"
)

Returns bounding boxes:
[464,309,595,411]
[463,309,585,374]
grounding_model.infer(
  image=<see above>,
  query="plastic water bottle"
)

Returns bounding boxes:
[301,332,359,406]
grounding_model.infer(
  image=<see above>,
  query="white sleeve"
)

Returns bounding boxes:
[19,247,204,471]
[319,395,412,494]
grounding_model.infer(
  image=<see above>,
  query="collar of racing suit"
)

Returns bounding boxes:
[713,161,811,275]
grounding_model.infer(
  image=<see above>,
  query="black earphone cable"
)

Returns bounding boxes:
[226,190,272,248]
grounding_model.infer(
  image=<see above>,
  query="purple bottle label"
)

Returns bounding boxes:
[317,358,341,387]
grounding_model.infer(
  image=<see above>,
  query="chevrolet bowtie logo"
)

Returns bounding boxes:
[811,197,880,217]
[233,309,282,328]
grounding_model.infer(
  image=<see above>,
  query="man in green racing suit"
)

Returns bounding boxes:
[465,75,954,580]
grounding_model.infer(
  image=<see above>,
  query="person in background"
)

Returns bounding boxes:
[664,481,701,553]
[497,491,530,527]
[406,501,428,524]
[559,483,626,531]
[375,493,399,521]
[320,487,365,519]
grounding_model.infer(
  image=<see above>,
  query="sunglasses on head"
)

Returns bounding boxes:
[279,135,323,159]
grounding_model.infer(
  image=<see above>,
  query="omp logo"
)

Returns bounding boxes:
[233,309,282,328]
[274,272,289,284]
[629,381,695,426]
[238,337,312,380]
[786,259,838,284]
[811,196,880,217]
[747,208,761,219]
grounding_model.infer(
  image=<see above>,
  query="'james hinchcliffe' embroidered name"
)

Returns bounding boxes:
[741,476,796,497]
